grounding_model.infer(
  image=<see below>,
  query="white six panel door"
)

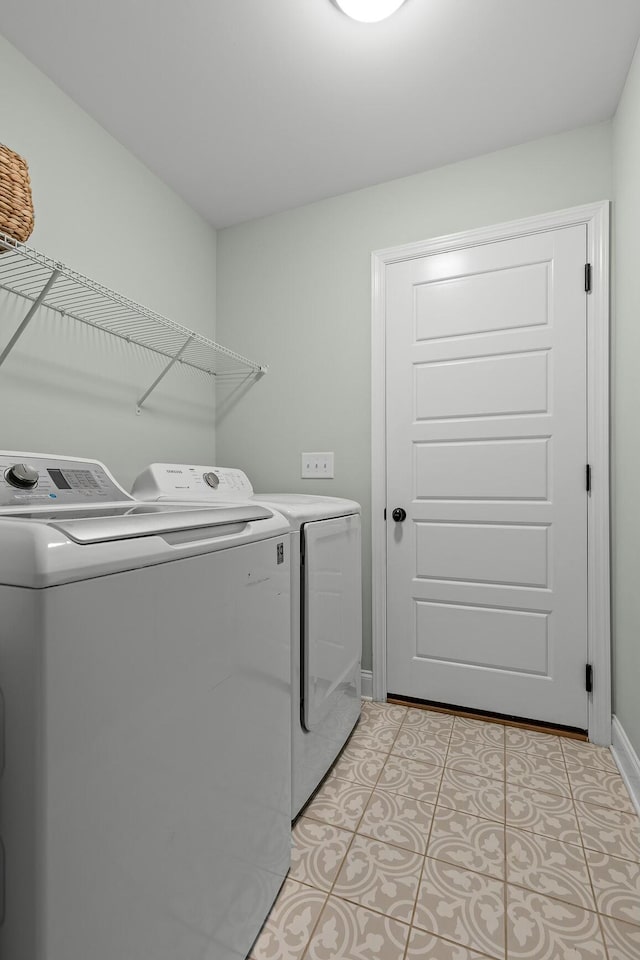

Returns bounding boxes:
[385,225,588,729]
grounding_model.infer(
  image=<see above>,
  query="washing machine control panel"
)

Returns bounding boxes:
[0,453,132,507]
[133,463,255,501]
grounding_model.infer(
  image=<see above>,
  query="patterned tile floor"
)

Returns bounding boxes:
[251,701,640,960]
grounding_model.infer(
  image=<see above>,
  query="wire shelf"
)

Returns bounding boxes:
[0,232,266,408]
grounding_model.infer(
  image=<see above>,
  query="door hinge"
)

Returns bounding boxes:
[586,464,591,493]
[585,663,593,693]
[585,263,592,293]
[384,507,387,520]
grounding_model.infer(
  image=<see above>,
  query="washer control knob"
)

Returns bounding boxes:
[203,471,219,489]
[6,462,39,489]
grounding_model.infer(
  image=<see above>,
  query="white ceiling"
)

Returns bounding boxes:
[1,0,639,227]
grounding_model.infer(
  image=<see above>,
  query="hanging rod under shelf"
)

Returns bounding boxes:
[0,232,267,409]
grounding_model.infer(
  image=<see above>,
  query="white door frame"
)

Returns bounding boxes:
[371,201,611,745]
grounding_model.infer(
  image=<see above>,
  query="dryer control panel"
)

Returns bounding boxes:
[0,453,132,507]
[133,463,255,502]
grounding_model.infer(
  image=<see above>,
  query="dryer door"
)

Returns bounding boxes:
[302,514,362,732]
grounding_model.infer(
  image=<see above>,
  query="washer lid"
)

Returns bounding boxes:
[0,502,273,544]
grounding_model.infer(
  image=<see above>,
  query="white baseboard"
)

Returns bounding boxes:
[361,669,373,700]
[611,715,640,818]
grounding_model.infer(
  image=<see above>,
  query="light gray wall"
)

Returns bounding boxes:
[612,39,640,755]
[0,34,217,490]
[217,123,612,672]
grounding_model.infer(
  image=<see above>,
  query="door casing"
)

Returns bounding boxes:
[371,201,611,745]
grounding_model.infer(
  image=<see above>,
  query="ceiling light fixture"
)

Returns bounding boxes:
[334,0,407,23]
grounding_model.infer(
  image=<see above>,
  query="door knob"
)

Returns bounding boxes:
[392,507,407,522]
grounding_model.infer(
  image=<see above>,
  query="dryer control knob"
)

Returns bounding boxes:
[203,471,219,489]
[6,462,39,489]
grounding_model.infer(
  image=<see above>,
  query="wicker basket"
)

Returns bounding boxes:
[0,144,35,249]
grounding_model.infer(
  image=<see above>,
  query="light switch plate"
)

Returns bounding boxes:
[301,452,334,479]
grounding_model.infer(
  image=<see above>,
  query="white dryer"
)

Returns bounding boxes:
[133,464,362,818]
[0,452,291,960]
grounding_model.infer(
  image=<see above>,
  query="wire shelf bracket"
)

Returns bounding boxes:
[136,335,194,414]
[0,232,267,410]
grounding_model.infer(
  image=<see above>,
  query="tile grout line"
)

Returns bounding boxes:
[291,881,330,960]
[290,862,639,927]
[506,772,639,822]
[442,724,508,960]
[561,733,613,960]
[320,708,408,955]
[415,716,508,959]
[509,730,640,953]
[566,761,637,818]
[292,707,639,960]
[325,705,454,959]
[506,748,575,803]
[296,780,369,956]
[351,705,425,957]
[428,715,508,957]
[506,731,584,957]
[292,706,393,960]
[298,705,409,959]
[294,881,500,960]
[567,800,640,865]
[399,710,456,960]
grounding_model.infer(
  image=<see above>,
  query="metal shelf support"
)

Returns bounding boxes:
[137,335,194,413]
[0,232,267,406]
[0,267,60,368]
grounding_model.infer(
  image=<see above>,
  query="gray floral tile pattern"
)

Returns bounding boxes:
[250,879,326,960]
[428,806,505,878]
[567,763,635,814]
[305,897,410,960]
[505,727,564,760]
[506,785,582,844]
[376,753,443,805]
[349,723,400,754]
[402,709,454,733]
[405,927,494,959]
[361,701,406,726]
[451,717,505,748]
[359,789,434,854]
[414,857,505,958]
[259,702,640,960]
[305,775,372,831]
[506,828,595,910]
[446,742,505,781]
[331,744,386,788]
[392,725,451,766]
[332,835,423,922]
[586,849,640,925]
[506,886,607,959]
[290,817,353,891]
[353,707,404,748]
[562,738,619,772]
[506,751,572,798]
[439,768,505,822]
[600,914,640,960]
[575,800,640,861]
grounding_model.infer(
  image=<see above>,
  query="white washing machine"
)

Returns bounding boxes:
[0,452,291,960]
[133,464,362,818]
